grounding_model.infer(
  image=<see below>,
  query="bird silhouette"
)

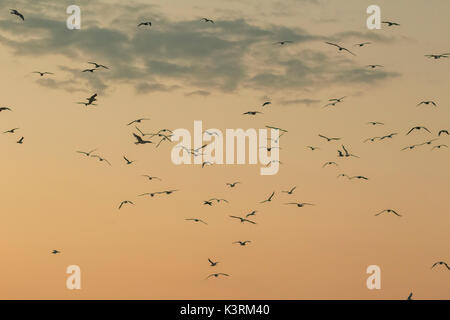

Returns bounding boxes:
[10,9,24,20]
[185,218,208,225]
[307,146,320,151]
[243,111,263,115]
[282,186,297,194]
[88,62,109,69]
[407,293,413,300]
[51,250,61,255]
[375,209,401,217]
[119,200,134,209]
[431,261,450,270]
[417,100,437,107]
[260,192,275,203]
[323,161,338,168]
[319,134,341,142]
[123,156,136,165]
[0,107,12,112]
[16,137,24,144]
[367,65,384,69]
[438,130,449,136]
[77,148,97,157]
[32,71,54,76]
[226,182,241,188]
[90,154,111,165]
[432,144,448,150]
[233,241,251,246]
[407,126,431,135]
[245,210,257,218]
[367,121,384,126]
[142,175,161,181]
[229,215,256,224]
[206,273,229,279]
[285,202,314,208]
[127,118,150,126]
[425,53,450,59]
[382,21,400,26]
[138,21,152,27]
[354,42,371,47]
[208,258,219,267]
[325,42,356,55]
[3,128,19,134]
[274,41,293,45]
[133,133,152,145]
[262,101,272,107]
[200,18,214,24]
[82,68,96,73]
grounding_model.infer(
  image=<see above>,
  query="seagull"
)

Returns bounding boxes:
[407,126,431,135]
[91,154,111,165]
[375,209,401,217]
[86,93,97,104]
[307,146,320,151]
[233,241,251,246]
[139,192,160,198]
[417,101,437,107]
[323,101,339,108]
[354,42,371,47]
[382,21,400,26]
[16,137,24,144]
[350,175,369,180]
[419,139,438,146]
[364,137,381,143]
[76,148,97,157]
[226,182,241,188]
[407,293,413,300]
[161,190,179,195]
[262,101,272,107]
[32,71,54,76]
[274,41,293,45]
[76,101,97,107]
[207,198,228,204]
[10,9,24,20]
[0,107,12,112]
[431,261,450,270]
[127,118,150,126]
[123,156,136,165]
[329,96,346,103]
[3,128,19,134]
[88,62,109,69]
[325,42,356,55]
[82,68,96,73]
[319,134,341,142]
[322,161,338,168]
[432,144,448,150]
[425,53,450,59]
[138,21,152,27]
[341,145,359,158]
[206,273,229,279]
[260,192,275,203]
[245,210,257,218]
[229,215,256,224]
[142,175,161,181]
[380,133,398,140]
[185,218,208,225]
[200,18,214,24]
[285,202,314,208]
[367,121,384,126]
[119,200,134,209]
[401,144,420,151]
[243,111,263,115]
[438,130,449,136]
[208,258,219,267]
[337,173,351,179]
[282,186,296,194]
[133,133,152,145]
[367,64,384,69]
[51,250,61,255]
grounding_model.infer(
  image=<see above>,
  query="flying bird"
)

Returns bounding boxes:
[3,128,19,134]
[119,200,134,209]
[282,186,297,194]
[142,175,161,181]
[133,133,152,145]
[82,68,96,73]
[425,53,450,59]
[260,192,275,203]
[127,118,150,126]
[438,130,449,136]
[431,261,450,270]
[375,209,401,217]
[407,293,413,300]
[206,273,229,279]
[32,71,54,76]
[325,42,356,55]
[407,126,431,135]
[10,9,24,20]
[88,62,109,69]
[77,148,97,157]
[319,134,341,142]
[382,21,400,26]
[91,154,111,165]
[322,161,338,168]
[233,241,251,246]
[123,156,136,165]
[229,215,256,224]
[307,146,320,151]
[51,250,61,255]
[367,121,384,126]
[432,144,448,150]
[226,182,241,188]
[86,93,98,104]
[274,41,293,45]
[138,21,152,27]
[208,258,219,267]
[16,137,24,144]
[200,18,214,24]
[262,101,272,107]
[0,107,12,112]
[354,42,371,47]
[243,111,263,115]
[285,202,314,208]
[185,218,208,225]
[245,210,257,218]
[417,101,437,107]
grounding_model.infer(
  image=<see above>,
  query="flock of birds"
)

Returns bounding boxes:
[3,8,449,297]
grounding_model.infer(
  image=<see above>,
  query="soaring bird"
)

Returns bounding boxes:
[208,258,219,267]
[341,145,359,158]
[382,21,400,26]
[375,209,401,217]
[245,210,257,218]
[88,62,109,69]
[401,144,420,151]
[76,101,97,107]
[262,101,272,107]
[407,126,431,135]
[367,121,384,126]
[76,148,97,157]
[138,21,152,27]
[260,192,275,203]
[229,215,256,224]
[432,144,448,150]
[425,53,450,59]
[274,41,293,45]
[431,261,450,270]
[0,107,12,112]
[161,190,179,195]
[91,154,111,165]
[322,161,338,168]
[364,137,381,143]
[200,18,214,23]
[133,133,152,145]
[206,273,229,279]
[32,71,54,77]
[10,9,24,20]
[82,68,96,73]
[438,130,449,136]
[319,134,340,142]
[127,118,150,126]
[417,101,437,107]
[354,42,371,47]
[307,146,320,151]
[349,175,369,180]
[380,133,398,140]
[329,96,346,103]
[86,93,98,104]
[185,218,208,225]
[282,186,297,194]
[3,128,19,134]
[226,182,241,188]
[119,200,134,209]
[367,64,384,69]
[16,137,24,144]
[142,175,161,181]
[285,202,314,208]
[243,111,263,115]
[407,293,413,300]
[233,241,251,246]
[139,192,160,198]
[51,250,61,255]
[123,156,136,165]
[325,42,356,55]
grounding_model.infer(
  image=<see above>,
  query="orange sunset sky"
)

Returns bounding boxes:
[0,0,449,299]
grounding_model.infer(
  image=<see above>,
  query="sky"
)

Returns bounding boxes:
[0,0,449,299]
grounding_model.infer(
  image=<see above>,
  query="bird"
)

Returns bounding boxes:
[431,261,450,270]
[200,18,214,24]
[245,210,257,218]
[380,133,398,140]
[119,200,134,209]
[76,148,97,157]
[51,250,61,255]
[364,137,381,143]
[307,146,320,151]
[349,175,369,180]
[282,186,297,194]
[367,65,384,69]
[401,144,420,151]
[322,161,338,168]
[274,41,293,45]
[340,145,359,158]
[323,101,339,108]
[88,62,109,69]
[432,144,448,150]
[226,182,241,188]
[262,101,272,107]
[76,101,97,107]
[243,111,263,115]
[367,121,384,126]
[407,293,413,300]
[82,68,96,73]
[208,258,219,267]
[3,128,19,134]
[207,198,228,204]
[260,192,275,203]
[32,71,54,76]
[10,9,24,20]
[139,192,160,198]
[285,202,314,208]
[319,134,340,142]
[203,200,213,206]
[138,21,152,27]
[354,42,371,47]
[260,146,280,152]
[185,218,208,225]
[133,133,152,145]
[86,93,98,104]
[425,53,450,59]
[123,156,136,165]
[417,101,437,107]
[329,96,346,103]
[233,241,251,246]
[142,175,161,181]
[407,126,431,135]
[127,118,150,126]
[0,107,12,112]
[16,137,24,144]
[229,215,256,224]
[206,273,229,279]
[419,139,438,146]
[382,21,400,26]
[90,154,111,165]
[325,42,356,55]
[202,161,213,168]
[161,190,178,195]
[375,209,401,217]
[337,173,351,179]
[438,130,449,136]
